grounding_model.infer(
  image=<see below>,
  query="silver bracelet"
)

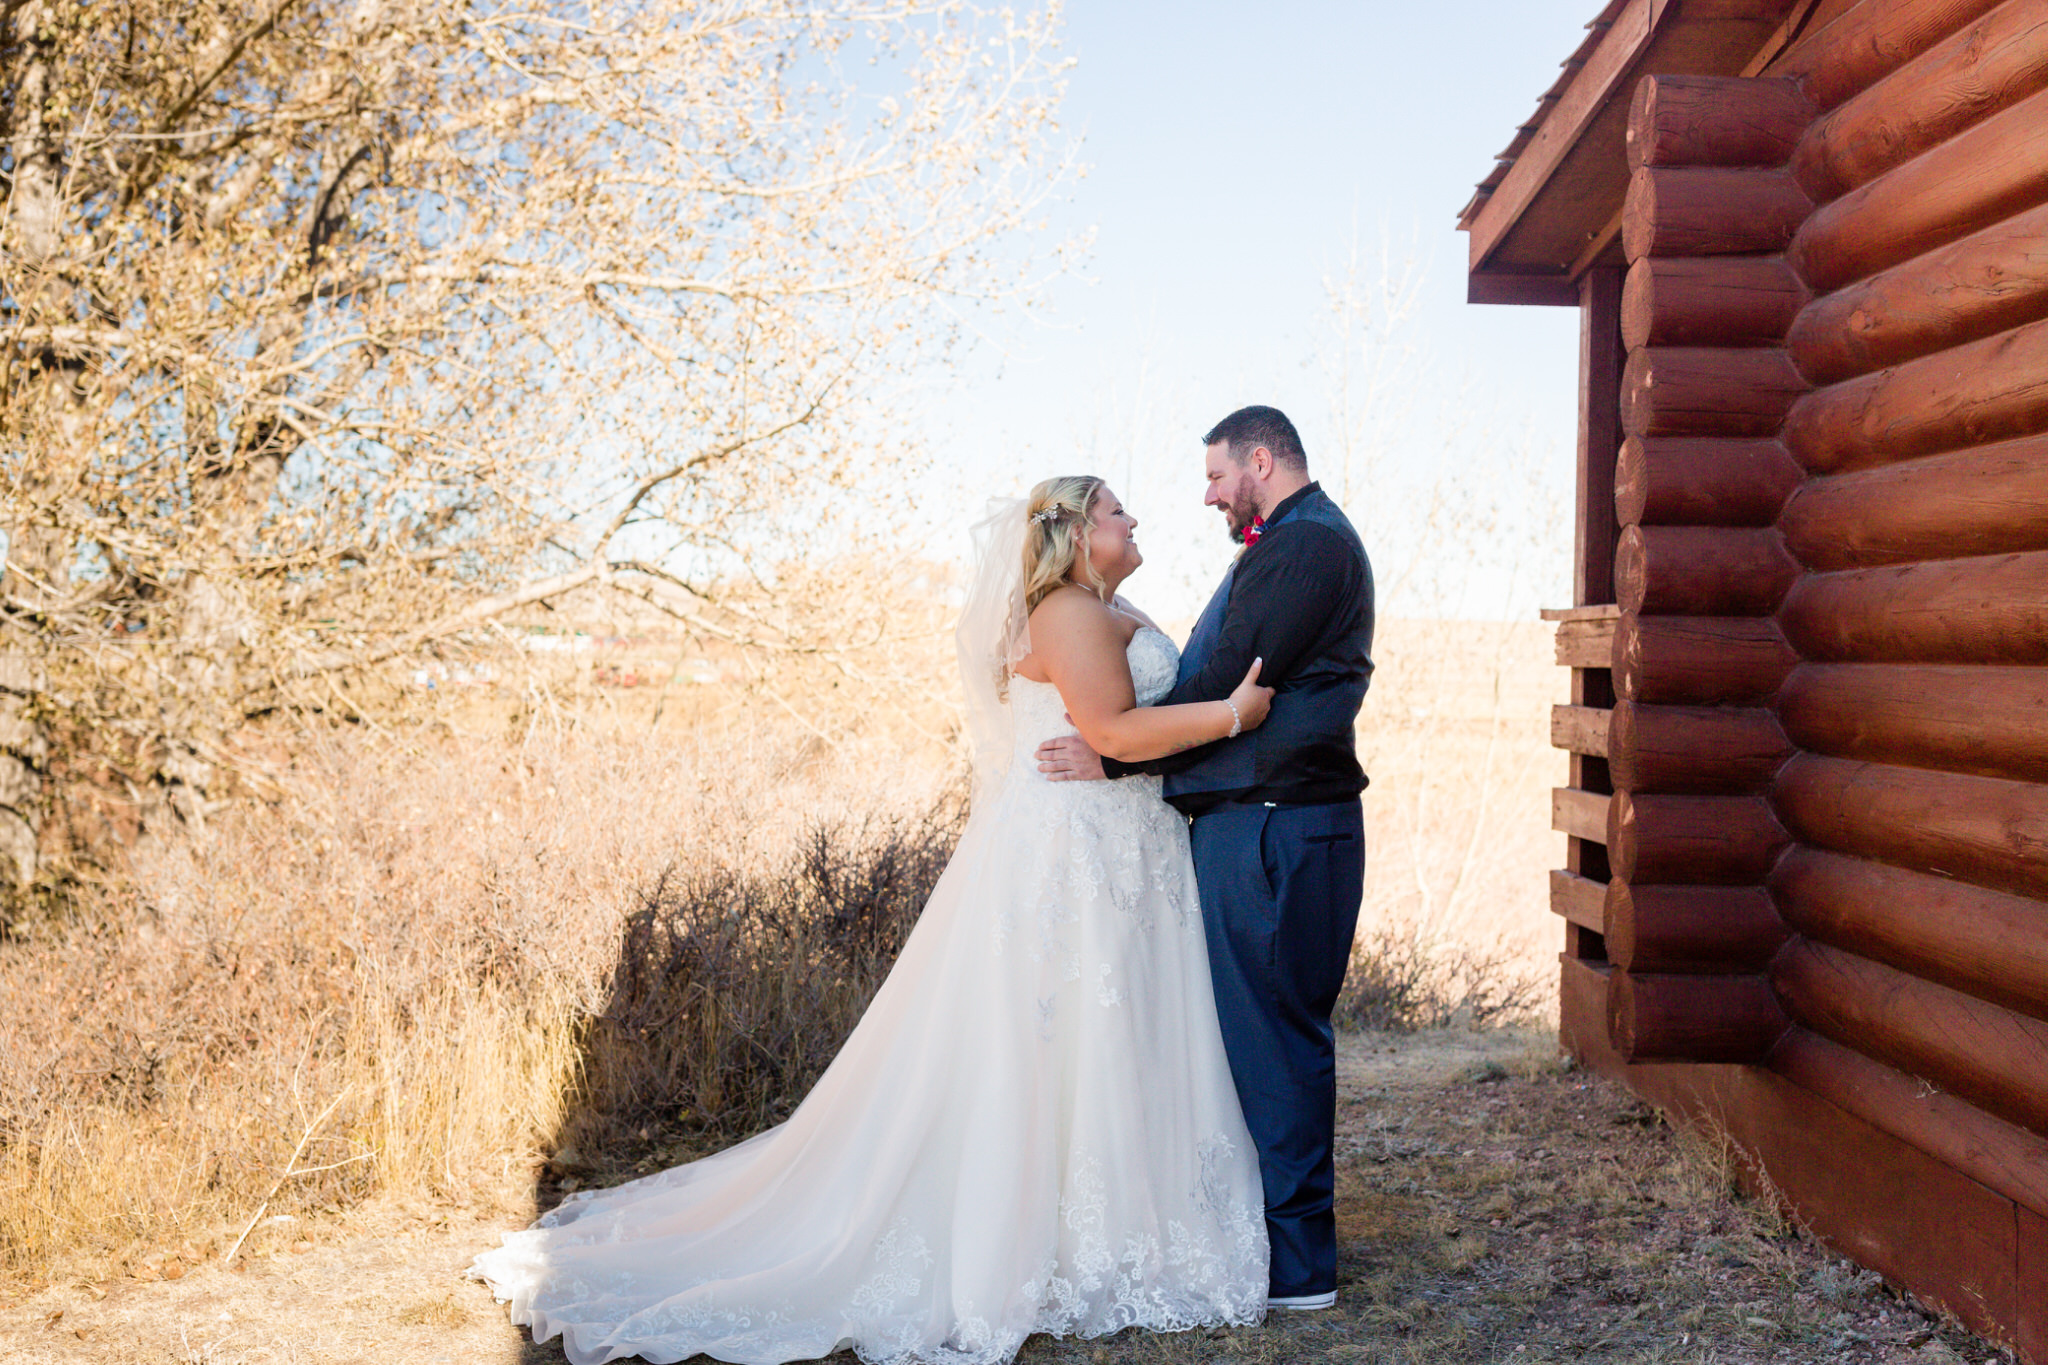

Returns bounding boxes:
[1224,699,1242,739]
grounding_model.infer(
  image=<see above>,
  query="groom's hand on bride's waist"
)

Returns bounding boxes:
[1036,733,1106,782]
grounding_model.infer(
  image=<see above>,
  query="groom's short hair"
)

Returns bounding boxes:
[1204,406,1307,471]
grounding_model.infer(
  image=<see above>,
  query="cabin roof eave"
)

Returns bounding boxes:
[1461,0,1814,306]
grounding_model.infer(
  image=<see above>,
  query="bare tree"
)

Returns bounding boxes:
[0,0,1072,892]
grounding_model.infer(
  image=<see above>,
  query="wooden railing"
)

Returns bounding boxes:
[1541,604,1619,945]
[1550,608,1620,670]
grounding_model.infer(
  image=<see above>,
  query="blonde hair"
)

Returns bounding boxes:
[1023,475,1107,612]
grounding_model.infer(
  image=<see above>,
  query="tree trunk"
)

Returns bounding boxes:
[0,1,73,902]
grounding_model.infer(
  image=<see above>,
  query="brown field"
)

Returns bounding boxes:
[8,611,1995,1363]
[0,1029,1999,1364]
[1352,618,1562,994]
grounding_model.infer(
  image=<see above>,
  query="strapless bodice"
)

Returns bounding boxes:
[1007,626,1180,763]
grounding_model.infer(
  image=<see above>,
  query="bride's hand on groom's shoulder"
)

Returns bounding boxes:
[1036,734,1105,782]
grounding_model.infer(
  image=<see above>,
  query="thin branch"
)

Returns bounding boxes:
[589,401,831,559]
[159,0,304,135]
[220,1082,353,1266]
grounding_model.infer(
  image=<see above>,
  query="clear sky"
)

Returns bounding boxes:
[919,1,1600,623]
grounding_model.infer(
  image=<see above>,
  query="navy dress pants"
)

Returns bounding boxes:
[1189,799,1364,1300]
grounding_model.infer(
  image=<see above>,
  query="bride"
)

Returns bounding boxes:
[470,475,1276,1365]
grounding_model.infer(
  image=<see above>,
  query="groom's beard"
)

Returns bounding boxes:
[1223,483,1260,543]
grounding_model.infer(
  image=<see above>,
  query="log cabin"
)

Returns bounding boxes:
[1460,1,2048,1355]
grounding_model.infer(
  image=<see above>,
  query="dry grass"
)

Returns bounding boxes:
[1015,1031,2003,1365]
[0,604,1567,1308]
[0,1031,2006,1364]
[0,708,961,1289]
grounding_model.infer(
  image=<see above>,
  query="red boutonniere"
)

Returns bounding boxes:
[1241,516,1267,548]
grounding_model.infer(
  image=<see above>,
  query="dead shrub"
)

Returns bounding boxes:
[1334,922,1546,1033]
[566,798,965,1150]
[0,721,959,1284]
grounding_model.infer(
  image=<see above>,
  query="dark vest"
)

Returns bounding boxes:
[1162,488,1375,804]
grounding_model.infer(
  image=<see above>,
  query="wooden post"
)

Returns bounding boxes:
[1577,267,1625,610]
[1569,266,1626,944]
[1600,68,1820,1072]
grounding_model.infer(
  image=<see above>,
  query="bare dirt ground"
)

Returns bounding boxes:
[0,1029,2004,1365]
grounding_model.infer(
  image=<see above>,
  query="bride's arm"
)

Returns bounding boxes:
[1030,590,1269,764]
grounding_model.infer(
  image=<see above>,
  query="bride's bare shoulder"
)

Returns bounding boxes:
[1013,588,1126,681]
[1027,585,1121,639]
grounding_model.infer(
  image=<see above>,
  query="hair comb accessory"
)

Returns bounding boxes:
[1030,507,1062,526]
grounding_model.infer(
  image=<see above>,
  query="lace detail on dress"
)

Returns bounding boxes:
[994,627,1197,979]
[467,623,1267,1365]
[852,1220,936,1316]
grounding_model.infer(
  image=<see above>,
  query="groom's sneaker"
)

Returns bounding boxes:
[1267,1291,1337,1311]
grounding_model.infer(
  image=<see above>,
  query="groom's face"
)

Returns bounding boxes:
[1203,441,1263,544]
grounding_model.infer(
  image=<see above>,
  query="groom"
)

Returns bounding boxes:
[1037,404,1375,1311]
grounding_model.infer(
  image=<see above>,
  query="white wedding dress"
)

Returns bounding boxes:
[469,626,1268,1365]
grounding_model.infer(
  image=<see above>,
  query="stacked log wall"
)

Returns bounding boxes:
[1760,4,2048,1296]
[1559,3,2048,1353]
[1601,70,1809,1066]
